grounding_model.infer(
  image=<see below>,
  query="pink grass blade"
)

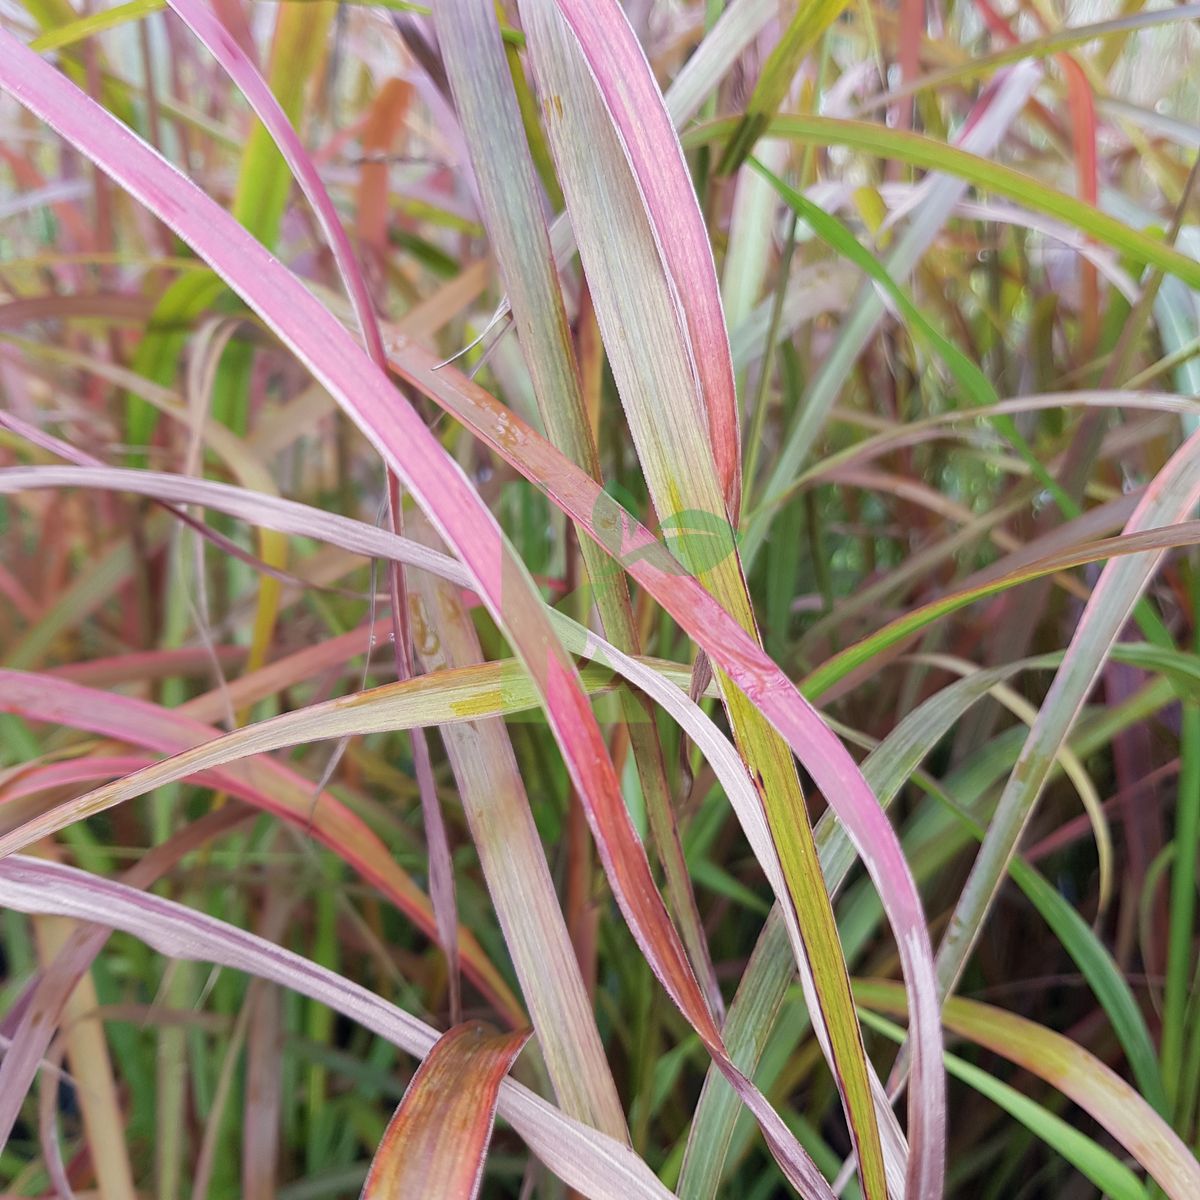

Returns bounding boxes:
[493,7,937,1189]
[382,338,945,1200]
[0,856,677,1200]
[435,0,721,1032]
[0,807,250,1151]
[361,1022,531,1200]
[544,0,741,515]
[165,0,384,355]
[528,0,779,305]
[1,755,216,802]
[0,463,466,577]
[163,0,462,1021]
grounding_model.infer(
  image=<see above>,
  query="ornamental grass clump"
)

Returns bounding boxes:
[0,1,1198,1197]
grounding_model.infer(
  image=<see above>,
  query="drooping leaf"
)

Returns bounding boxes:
[0,667,522,1023]
[684,114,1200,291]
[0,857,676,1200]
[855,980,1200,1200]
[435,0,719,1038]
[519,5,931,1193]
[859,1009,1150,1200]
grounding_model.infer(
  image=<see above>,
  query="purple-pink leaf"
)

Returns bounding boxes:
[164,0,463,1023]
[384,334,946,1200]
[165,0,384,365]
[543,0,742,515]
[0,668,521,1023]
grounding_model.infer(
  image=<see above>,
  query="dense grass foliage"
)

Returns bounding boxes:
[1,1,1199,1197]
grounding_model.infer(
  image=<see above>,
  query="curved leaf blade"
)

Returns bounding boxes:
[855,980,1200,1200]
[684,115,1200,290]
[0,40,838,1194]
[0,857,675,1200]
[362,1022,531,1200]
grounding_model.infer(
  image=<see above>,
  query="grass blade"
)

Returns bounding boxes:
[361,1021,531,1200]
[684,114,1200,291]
[856,980,1200,1200]
[520,5,932,1194]
[434,0,720,1036]
[547,0,742,512]
[935,428,1200,999]
[410,528,628,1141]
[0,667,521,1022]
[0,38,841,1193]
[859,1009,1149,1200]
[718,0,851,172]
[0,857,676,1200]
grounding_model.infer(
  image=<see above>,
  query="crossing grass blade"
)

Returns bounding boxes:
[933,428,1200,1000]
[0,666,523,1022]
[409,527,629,1140]
[717,0,851,173]
[858,1009,1150,1200]
[434,0,721,1033]
[684,115,1200,291]
[5,5,1199,1196]
[0,857,677,1200]
[518,4,935,1195]
[544,0,742,514]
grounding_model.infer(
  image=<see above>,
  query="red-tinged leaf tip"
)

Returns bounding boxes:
[543,0,742,515]
[362,1022,531,1200]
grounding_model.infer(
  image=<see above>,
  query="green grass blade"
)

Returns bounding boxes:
[685,115,1200,292]
[935,429,1200,1001]
[859,1009,1150,1200]
[856,981,1200,1200]
[718,0,851,172]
